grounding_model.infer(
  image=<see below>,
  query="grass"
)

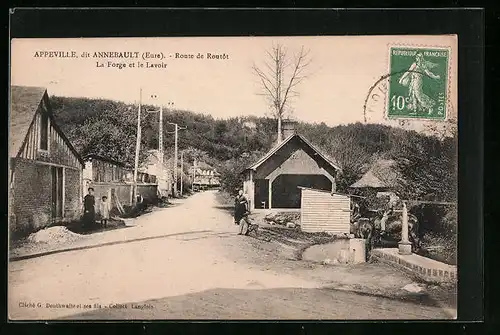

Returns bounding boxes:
[417,231,457,266]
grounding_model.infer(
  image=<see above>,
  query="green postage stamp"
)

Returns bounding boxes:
[388,47,449,120]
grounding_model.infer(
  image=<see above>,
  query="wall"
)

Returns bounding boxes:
[64,168,82,220]
[10,158,83,235]
[300,188,351,234]
[11,158,52,234]
[137,184,158,203]
[88,182,158,216]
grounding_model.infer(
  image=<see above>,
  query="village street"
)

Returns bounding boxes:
[9,191,454,320]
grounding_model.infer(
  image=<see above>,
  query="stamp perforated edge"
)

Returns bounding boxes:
[384,43,454,122]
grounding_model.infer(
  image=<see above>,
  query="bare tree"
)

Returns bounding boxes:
[252,43,311,143]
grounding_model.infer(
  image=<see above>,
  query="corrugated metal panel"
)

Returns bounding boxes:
[301,188,350,233]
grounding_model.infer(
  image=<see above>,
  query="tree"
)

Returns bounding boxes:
[325,131,370,193]
[252,43,311,143]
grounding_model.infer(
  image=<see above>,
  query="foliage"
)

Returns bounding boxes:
[51,96,457,212]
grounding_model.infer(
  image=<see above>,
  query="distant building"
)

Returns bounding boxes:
[9,86,84,234]
[143,149,173,197]
[350,159,400,192]
[243,121,257,130]
[242,119,340,210]
[192,161,221,189]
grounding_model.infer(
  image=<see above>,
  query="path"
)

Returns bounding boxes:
[8,191,453,320]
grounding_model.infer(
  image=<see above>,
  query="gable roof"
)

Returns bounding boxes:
[10,86,47,158]
[350,159,400,189]
[83,154,129,168]
[195,161,214,170]
[245,134,341,172]
[10,85,84,165]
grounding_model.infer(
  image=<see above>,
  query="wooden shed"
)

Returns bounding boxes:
[299,187,351,234]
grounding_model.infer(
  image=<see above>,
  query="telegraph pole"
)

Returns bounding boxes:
[180,151,184,196]
[132,88,142,205]
[192,159,196,189]
[159,104,163,162]
[167,121,187,197]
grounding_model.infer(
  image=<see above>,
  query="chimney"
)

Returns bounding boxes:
[282,119,297,140]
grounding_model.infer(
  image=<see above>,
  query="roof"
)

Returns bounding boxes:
[245,134,341,172]
[350,159,400,189]
[195,161,214,170]
[82,154,128,168]
[10,86,47,157]
[10,85,85,165]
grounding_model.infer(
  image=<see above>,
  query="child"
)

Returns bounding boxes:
[100,196,111,228]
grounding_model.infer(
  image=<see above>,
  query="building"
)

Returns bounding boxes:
[192,161,221,189]
[143,149,173,197]
[242,120,341,210]
[350,159,400,192]
[9,86,84,235]
[83,154,158,215]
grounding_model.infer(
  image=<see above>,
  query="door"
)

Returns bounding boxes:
[51,167,63,219]
[254,179,269,209]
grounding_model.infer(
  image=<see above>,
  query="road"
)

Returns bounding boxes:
[8,190,453,320]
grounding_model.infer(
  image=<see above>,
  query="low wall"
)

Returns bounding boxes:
[302,238,367,264]
[88,182,158,216]
[370,248,457,284]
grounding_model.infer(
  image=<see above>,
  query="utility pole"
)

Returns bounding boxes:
[159,104,163,162]
[180,151,184,196]
[192,159,196,190]
[132,88,142,205]
[173,123,178,197]
[167,121,187,197]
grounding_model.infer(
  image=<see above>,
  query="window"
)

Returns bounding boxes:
[39,113,49,150]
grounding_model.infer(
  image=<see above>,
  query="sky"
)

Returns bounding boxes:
[11,35,457,131]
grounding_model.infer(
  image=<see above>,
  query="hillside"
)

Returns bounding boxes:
[50,95,457,202]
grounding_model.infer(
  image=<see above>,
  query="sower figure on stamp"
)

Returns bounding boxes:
[234,189,251,235]
[399,52,441,115]
[82,187,96,230]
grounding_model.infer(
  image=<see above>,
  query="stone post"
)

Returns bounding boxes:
[398,201,412,255]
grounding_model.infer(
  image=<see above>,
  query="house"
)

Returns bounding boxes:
[9,86,84,235]
[192,161,221,189]
[242,119,341,210]
[144,149,173,197]
[83,154,158,214]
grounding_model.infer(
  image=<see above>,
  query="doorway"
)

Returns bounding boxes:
[51,166,63,219]
[254,179,269,209]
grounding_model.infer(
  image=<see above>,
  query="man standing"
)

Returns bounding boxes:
[83,187,96,230]
[234,189,251,235]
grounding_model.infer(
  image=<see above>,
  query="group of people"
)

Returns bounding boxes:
[82,187,111,230]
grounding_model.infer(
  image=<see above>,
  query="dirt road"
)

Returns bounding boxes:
[8,190,453,320]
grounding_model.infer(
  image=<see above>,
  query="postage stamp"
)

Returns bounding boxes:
[387,47,450,120]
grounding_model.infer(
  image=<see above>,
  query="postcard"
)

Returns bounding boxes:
[9,35,457,320]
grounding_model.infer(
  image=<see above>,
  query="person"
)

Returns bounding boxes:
[83,187,96,230]
[100,195,110,228]
[234,189,251,235]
